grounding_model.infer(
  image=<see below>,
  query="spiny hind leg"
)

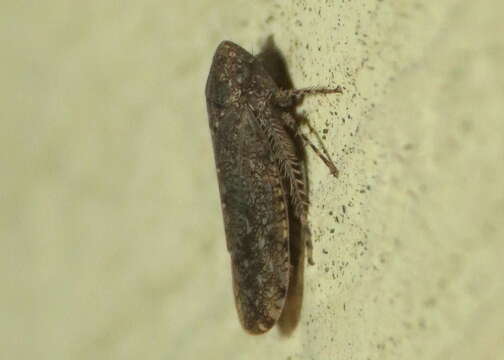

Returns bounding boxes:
[281,112,339,177]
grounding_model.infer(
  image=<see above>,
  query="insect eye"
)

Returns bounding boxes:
[235,65,250,85]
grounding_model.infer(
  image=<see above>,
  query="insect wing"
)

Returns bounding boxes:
[207,102,291,333]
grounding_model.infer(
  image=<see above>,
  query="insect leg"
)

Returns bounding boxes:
[274,86,342,107]
[301,216,315,265]
[281,112,339,177]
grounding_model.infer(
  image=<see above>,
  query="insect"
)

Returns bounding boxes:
[205,40,341,334]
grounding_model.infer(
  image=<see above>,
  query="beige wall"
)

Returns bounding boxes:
[1,1,503,359]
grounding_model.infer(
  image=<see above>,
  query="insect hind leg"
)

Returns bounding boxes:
[281,112,339,177]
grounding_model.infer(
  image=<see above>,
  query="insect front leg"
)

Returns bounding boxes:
[274,86,343,108]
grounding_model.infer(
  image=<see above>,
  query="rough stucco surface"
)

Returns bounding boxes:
[1,1,503,359]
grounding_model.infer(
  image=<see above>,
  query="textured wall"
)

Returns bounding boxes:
[1,1,503,359]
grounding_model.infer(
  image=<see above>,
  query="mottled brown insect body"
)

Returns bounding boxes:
[206,41,341,334]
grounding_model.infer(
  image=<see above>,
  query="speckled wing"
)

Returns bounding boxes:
[207,102,291,334]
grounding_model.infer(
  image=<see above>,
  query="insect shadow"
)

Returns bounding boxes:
[257,36,311,337]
